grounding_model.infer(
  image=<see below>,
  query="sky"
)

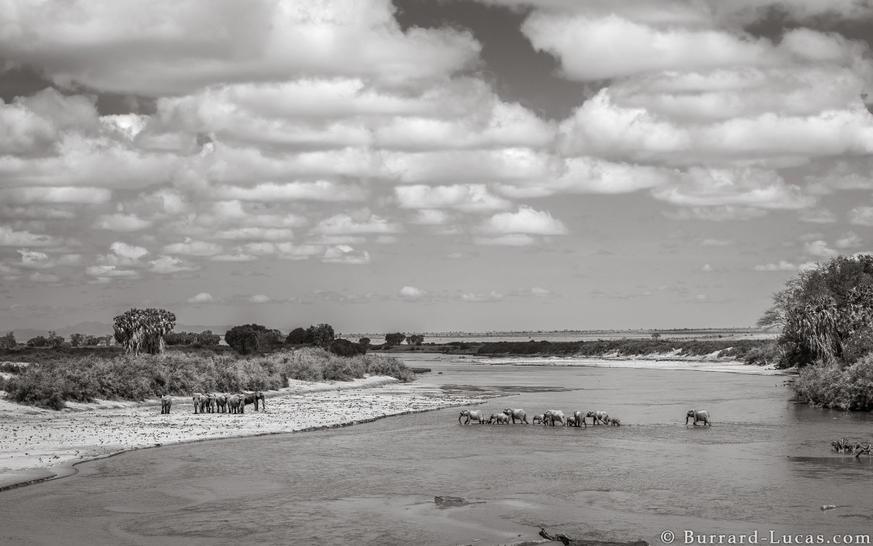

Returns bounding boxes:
[2,0,873,334]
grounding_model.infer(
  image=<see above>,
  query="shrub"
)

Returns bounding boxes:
[165,331,198,345]
[114,308,176,355]
[385,332,406,346]
[307,323,335,347]
[329,338,366,357]
[286,327,309,344]
[793,355,873,411]
[225,324,269,354]
[27,336,48,347]
[196,330,220,346]
[0,332,15,349]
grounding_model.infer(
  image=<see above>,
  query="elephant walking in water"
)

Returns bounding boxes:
[489,413,510,424]
[459,409,486,424]
[566,411,587,427]
[543,410,565,426]
[531,414,545,425]
[607,417,621,426]
[503,408,529,424]
[160,395,172,414]
[686,410,711,426]
[587,411,609,425]
[242,391,265,411]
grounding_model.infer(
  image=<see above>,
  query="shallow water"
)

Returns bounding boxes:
[2,362,872,546]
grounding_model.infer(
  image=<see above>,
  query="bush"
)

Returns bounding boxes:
[385,332,406,346]
[329,338,367,357]
[27,336,48,348]
[794,355,873,410]
[225,324,269,354]
[286,327,309,344]
[196,330,220,346]
[0,332,15,349]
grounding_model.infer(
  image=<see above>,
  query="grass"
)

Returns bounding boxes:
[3,347,415,410]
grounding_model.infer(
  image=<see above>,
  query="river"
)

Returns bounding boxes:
[1,359,871,546]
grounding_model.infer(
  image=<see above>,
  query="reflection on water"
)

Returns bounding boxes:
[1,362,872,546]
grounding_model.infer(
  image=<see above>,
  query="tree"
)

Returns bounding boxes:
[760,255,873,367]
[329,338,366,357]
[407,334,424,346]
[46,331,64,348]
[358,337,370,348]
[307,323,335,347]
[26,336,48,348]
[385,332,406,346]
[69,333,84,347]
[82,335,100,347]
[196,330,220,346]
[225,324,269,354]
[651,332,661,340]
[113,308,176,355]
[0,332,16,349]
[286,327,309,344]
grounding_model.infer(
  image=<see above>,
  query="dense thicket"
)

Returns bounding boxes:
[3,347,414,410]
[758,255,873,410]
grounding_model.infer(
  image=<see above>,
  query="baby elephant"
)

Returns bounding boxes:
[489,413,510,424]
[686,410,711,426]
[160,395,172,414]
[606,417,621,426]
[531,414,545,425]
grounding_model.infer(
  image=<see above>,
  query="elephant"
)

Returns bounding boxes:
[503,408,529,424]
[531,414,545,425]
[160,395,172,414]
[459,409,486,424]
[489,413,510,424]
[204,393,217,413]
[607,417,621,426]
[686,410,711,426]
[543,410,566,426]
[227,394,243,414]
[586,411,609,425]
[215,393,228,413]
[566,411,587,427]
[242,391,266,411]
[192,392,205,414]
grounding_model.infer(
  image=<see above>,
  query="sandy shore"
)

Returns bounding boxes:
[0,375,487,491]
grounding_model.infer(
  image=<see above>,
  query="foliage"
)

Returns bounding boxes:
[225,324,270,354]
[651,332,661,339]
[328,338,367,357]
[358,337,370,347]
[114,308,176,355]
[27,336,48,348]
[46,331,64,348]
[759,255,873,368]
[196,330,220,346]
[793,354,873,411]
[407,334,424,346]
[385,332,406,346]
[0,331,15,349]
[307,323,335,347]
[69,333,84,347]
[3,347,415,410]
[286,327,308,344]
[165,331,199,345]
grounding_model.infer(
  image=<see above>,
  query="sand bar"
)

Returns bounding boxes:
[0,375,487,490]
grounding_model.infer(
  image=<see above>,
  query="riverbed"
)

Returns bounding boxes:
[1,358,870,546]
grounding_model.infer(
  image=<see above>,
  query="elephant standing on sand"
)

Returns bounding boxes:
[215,393,228,413]
[686,410,711,426]
[227,394,244,414]
[587,411,609,425]
[242,391,266,411]
[459,409,486,424]
[192,393,205,414]
[566,411,587,427]
[543,410,565,426]
[161,395,172,414]
[503,408,529,424]
[204,393,217,413]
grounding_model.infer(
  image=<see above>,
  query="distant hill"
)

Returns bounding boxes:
[5,322,238,342]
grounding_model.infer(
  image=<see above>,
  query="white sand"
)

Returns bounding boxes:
[0,376,486,490]
[476,356,793,375]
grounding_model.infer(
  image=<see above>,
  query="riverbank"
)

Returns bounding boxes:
[0,375,488,491]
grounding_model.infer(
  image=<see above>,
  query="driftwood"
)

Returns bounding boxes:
[830,438,872,457]
[537,528,649,546]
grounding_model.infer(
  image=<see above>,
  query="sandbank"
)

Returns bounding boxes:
[473,356,792,375]
[0,375,487,491]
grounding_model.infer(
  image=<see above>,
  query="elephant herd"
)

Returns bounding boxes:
[159,391,266,414]
[458,408,712,427]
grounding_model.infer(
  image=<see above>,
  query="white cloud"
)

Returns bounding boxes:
[149,256,198,274]
[400,286,425,299]
[480,206,568,235]
[0,225,59,247]
[187,292,215,304]
[214,182,366,202]
[93,213,152,232]
[836,232,863,249]
[85,265,139,278]
[411,209,450,225]
[754,261,798,272]
[29,272,60,283]
[701,264,714,272]
[473,234,536,246]
[530,287,550,297]
[163,239,223,256]
[663,205,768,222]
[249,294,271,304]
[804,240,839,258]
[0,0,481,95]
[17,250,54,269]
[110,242,149,261]
[395,184,511,212]
[652,167,814,209]
[799,208,838,224]
[0,186,112,205]
[461,291,504,302]
[849,207,873,226]
[700,239,733,247]
[314,212,400,235]
[322,245,371,264]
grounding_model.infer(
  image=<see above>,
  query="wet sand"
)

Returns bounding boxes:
[0,375,487,490]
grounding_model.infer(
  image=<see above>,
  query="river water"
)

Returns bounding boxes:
[2,360,872,546]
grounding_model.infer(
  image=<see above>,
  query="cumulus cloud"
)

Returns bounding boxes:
[93,213,152,232]
[163,239,223,256]
[17,250,54,269]
[461,291,504,302]
[799,208,838,224]
[651,167,814,209]
[479,206,568,235]
[0,186,112,205]
[313,211,400,235]
[395,184,511,212]
[248,294,271,304]
[804,240,839,258]
[149,256,198,274]
[0,225,59,247]
[322,245,370,264]
[400,286,425,299]
[187,292,215,304]
[663,205,768,222]
[850,207,873,226]
[754,261,798,272]
[836,232,863,249]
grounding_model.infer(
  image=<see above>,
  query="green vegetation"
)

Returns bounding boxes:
[758,255,873,410]
[3,347,414,410]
